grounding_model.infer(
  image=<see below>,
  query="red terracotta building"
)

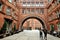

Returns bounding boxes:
[0,0,60,37]
[0,0,19,36]
[47,0,60,32]
[16,0,48,31]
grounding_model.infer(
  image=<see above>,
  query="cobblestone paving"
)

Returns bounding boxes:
[0,30,60,40]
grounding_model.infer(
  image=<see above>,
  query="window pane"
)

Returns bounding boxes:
[40,9,44,14]
[40,2,43,5]
[23,2,26,4]
[8,0,12,3]
[22,1,44,7]
[27,2,30,4]
[36,2,39,4]
[26,9,30,14]
[36,9,39,13]
[0,2,2,11]
[39,2,44,6]
[31,9,34,13]
[22,9,26,14]
[12,10,15,16]
[22,9,24,13]
[6,7,11,15]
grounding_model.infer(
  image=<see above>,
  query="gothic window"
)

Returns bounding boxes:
[40,2,44,6]
[31,2,35,6]
[36,9,40,13]
[26,9,30,14]
[36,2,39,4]
[6,7,11,15]
[23,2,26,4]
[22,9,26,14]
[27,2,30,4]
[31,9,34,13]
[40,9,44,14]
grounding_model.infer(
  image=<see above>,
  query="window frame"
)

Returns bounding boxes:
[6,7,11,15]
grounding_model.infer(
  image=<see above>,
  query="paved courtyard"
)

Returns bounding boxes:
[0,30,60,40]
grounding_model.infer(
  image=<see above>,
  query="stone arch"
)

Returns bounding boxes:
[19,16,47,31]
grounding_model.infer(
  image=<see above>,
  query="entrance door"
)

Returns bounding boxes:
[50,24,54,34]
[50,24,54,31]
[0,20,7,34]
[0,19,12,35]
[57,22,60,31]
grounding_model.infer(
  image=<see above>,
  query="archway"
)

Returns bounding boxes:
[20,16,46,31]
[23,19,43,30]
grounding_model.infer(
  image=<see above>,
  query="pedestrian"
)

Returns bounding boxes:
[39,29,43,40]
[43,28,47,40]
[42,28,45,40]
[39,28,45,40]
[40,30,42,37]
[39,28,41,36]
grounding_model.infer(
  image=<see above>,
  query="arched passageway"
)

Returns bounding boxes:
[20,17,46,30]
[23,19,43,30]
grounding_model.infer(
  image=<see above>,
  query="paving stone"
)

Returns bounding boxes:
[0,30,60,40]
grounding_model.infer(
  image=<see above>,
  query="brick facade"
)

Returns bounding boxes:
[0,0,60,34]
[47,0,60,32]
